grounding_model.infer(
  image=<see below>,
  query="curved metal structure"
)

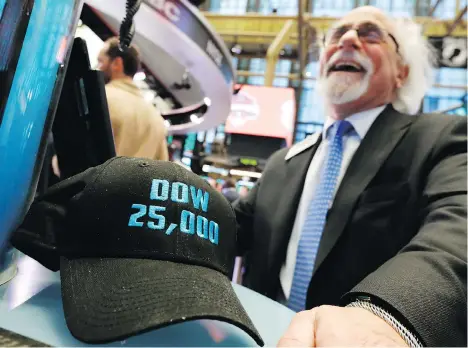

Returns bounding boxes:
[85,0,236,134]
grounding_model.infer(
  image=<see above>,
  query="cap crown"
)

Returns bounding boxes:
[57,157,237,275]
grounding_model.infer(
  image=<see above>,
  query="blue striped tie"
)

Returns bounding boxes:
[288,120,352,312]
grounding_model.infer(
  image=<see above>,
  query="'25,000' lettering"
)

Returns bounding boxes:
[128,204,219,245]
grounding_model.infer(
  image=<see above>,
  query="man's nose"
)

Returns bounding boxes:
[338,29,362,51]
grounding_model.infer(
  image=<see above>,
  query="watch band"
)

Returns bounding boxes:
[347,300,423,347]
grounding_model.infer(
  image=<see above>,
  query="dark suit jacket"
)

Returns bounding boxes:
[233,106,467,347]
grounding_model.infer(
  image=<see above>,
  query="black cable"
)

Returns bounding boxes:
[119,0,142,51]
[188,0,206,6]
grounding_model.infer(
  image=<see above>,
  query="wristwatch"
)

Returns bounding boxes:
[347,298,423,347]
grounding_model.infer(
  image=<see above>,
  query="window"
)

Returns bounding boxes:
[208,0,467,145]
[208,0,249,14]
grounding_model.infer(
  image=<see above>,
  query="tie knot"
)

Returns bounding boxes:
[333,120,353,138]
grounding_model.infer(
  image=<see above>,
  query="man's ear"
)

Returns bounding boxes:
[111,56,124,73]
[396,64,409,88]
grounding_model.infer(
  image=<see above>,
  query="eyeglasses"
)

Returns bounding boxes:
[323,22,399,54]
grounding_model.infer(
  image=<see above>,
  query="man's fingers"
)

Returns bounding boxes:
[278,310,317,347]
[52,155,60,178]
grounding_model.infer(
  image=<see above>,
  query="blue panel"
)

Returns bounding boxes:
[0,0,5,18]
[0,0,80,250]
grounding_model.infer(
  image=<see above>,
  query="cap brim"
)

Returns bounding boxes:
[60,257,264,346]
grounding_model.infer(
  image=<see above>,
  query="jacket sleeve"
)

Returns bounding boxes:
[155,131,169,161]
[232,179,260,256]
[343,117,467,347]
[152,110,169,161]
[158,142,169,161]
[232,148,287,256]
[105,86,122,154]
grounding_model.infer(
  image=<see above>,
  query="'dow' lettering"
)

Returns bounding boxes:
[150,179,169,201]
[172,182,189,203]
[190,187,209,212]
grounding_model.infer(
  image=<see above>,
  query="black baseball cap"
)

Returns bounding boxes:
[12,157,263,345]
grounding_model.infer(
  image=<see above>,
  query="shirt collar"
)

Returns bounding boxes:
[107,78,142,98]
[322,104,387,140]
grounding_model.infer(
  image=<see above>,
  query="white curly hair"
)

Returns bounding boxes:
[390,18,437,114]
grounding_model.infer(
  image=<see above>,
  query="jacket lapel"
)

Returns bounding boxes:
[267,133,322,268]
[313,106,413,275]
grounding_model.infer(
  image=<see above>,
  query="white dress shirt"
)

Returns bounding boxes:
[279,105,386,300]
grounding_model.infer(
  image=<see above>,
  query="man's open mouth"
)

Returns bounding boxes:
[328,61,366,75]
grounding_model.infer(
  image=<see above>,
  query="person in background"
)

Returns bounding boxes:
[221,178,240,203]
[206,177,217,189]
[233,6,466,348]
[97,37,168,161]
[238,186,250,198]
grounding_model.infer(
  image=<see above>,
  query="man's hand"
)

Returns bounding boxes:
[277,305,408,347]
[52,155,60,178]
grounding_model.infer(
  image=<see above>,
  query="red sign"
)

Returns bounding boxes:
[225,85,296,145]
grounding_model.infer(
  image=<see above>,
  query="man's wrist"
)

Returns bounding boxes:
[346,300,423,347]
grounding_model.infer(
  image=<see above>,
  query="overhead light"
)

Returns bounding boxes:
[231,44,242,55]
[134,72,146,81]
[237,180,254,187]
[204,97,212,107]
[230,169,262,178]
[202,165,229,176]
[190,114,202,124]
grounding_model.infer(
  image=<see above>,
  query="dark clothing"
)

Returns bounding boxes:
[222,188,240,203]
[233,106,467,347]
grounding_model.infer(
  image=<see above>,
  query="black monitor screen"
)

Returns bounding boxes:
[226,133,286,160]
